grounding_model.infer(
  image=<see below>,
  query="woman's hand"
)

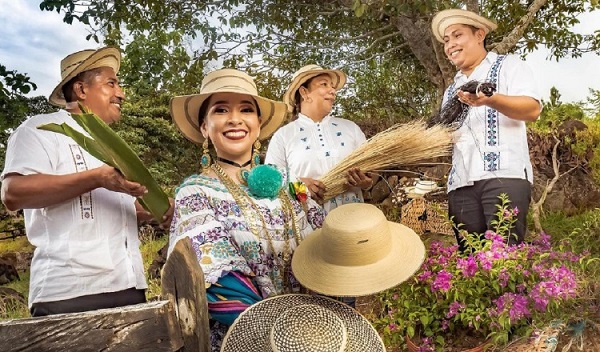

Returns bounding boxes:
[346,167,373,190]
[299,177,326,203]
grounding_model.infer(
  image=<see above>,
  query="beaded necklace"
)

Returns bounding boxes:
[211,163,302,293]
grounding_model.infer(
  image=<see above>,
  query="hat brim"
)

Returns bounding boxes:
[431,9,498,43]
[220,294,385,352]
[292,222,425,297]
[48,47,121,107]
[283,69,347,112]
[170,88,287,145]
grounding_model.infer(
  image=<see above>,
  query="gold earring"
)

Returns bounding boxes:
[201,138,211,172]
[251,139,261,167]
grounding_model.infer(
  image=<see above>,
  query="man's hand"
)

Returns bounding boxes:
[96,165,147,197]
[135,197,174,228]
[299,177,326,203]
[457,90,490,107]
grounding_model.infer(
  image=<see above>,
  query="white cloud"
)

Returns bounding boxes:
[525,10,600,102]
[0,0,100,99]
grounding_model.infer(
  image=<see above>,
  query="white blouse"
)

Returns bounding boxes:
[265,113,366,212]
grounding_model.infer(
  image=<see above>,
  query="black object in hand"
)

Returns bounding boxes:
[427,80,496,128]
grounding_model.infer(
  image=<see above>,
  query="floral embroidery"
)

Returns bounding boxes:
[484,152,500,171]
[169,171,325,292]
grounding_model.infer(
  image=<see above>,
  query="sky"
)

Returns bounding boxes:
[1,0,599,103]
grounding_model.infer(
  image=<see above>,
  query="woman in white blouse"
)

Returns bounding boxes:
[265,65,373,213]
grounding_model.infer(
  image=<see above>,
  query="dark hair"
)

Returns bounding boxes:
[292,76,317,118]
[197,95,262,126]
[61,67,105,103]
[465,24,488,47]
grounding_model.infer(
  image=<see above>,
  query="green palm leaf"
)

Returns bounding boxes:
[37,106,170,220]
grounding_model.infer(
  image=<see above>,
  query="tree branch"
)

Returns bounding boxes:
[531,136,579,234]
[490,0,549,54]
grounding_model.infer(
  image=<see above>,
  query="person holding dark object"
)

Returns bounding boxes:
[431,9,541,249]
[1,47,174,316]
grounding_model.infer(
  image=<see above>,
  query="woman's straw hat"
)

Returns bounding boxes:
[170,69,287,144]
[292,203,425,297]
[220,294,385,352]
[49,47,121,107]
[431,9,497,43]
[282,64,347,112]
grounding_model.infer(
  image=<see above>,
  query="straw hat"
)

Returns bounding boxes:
[291,203,425,297]
[431,9,498,43]
[220,294,385,352]
[282,64,347,112]
[405,180,438,199]
[170,69,287,144]
[49,47,121,107]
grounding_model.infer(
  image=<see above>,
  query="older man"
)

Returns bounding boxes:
[1,47,173,316]
[431,9,542,250]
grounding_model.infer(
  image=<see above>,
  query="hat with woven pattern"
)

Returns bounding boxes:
[220,294,385,352]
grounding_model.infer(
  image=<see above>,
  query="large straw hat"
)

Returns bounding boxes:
[49,47,121,107]
[431,9,498,43]
[221,294,385,352]
[292,203,425,297]
[282,64,347,112]
[170,69,287,144]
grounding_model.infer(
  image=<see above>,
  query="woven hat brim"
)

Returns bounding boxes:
[48,47,121,107]
[220,294,385,352]
[282,69,347,112]
[170,88,287,145]
[292,222,425,297]
[431,9,498,43]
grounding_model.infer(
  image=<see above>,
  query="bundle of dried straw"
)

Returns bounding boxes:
[319,121,453,201]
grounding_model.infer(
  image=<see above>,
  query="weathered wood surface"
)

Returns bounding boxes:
[0,300,183,352]
[161,238,210,352]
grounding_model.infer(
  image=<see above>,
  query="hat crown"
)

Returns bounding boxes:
[60,49,96,80]
[199,69,259,97]
[291,64,325,80]
[270,304,347,352]
[320,203,391,266]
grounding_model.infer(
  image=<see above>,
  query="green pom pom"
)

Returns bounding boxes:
[247,165,283,199]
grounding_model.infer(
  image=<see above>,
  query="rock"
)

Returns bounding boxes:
[370,179,392,203]
[0,256,19,285]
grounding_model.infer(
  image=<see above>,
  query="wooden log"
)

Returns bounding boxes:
[161,237,210,352]
[0,300,183,352]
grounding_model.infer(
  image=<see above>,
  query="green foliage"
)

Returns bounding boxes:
[113,92,200,191]
[39,0,600,124]
[375,195,592,351]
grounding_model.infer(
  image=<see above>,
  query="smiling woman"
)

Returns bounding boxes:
[167,68,326,352]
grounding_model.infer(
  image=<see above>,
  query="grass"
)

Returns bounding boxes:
[0,237,33,254]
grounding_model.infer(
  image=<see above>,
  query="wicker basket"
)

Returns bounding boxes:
[400,198,454,236]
